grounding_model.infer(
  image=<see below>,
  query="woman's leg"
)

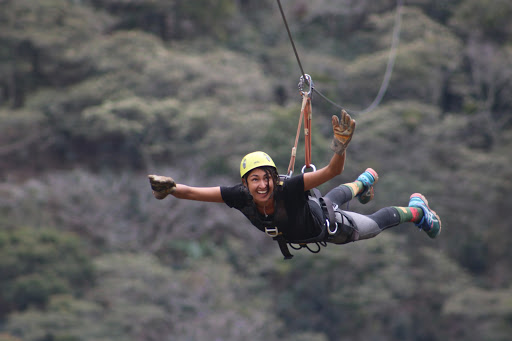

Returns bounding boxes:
[324,168,441,242]
[343,207,401,241]
[339,193,441,242]
[324,185,354,207]
[324,168,379,207]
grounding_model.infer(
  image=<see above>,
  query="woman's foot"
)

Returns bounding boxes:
[356,168,379,204]
[408,193,442,238]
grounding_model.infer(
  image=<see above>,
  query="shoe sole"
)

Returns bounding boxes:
[358,168,379,204]
[365,168,379,183]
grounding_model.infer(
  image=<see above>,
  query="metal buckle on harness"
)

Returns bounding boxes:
[265,226,279,237]
[328,203,339,235]
[326,219,338,235]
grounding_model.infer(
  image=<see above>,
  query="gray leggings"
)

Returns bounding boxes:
[324,185,401,244]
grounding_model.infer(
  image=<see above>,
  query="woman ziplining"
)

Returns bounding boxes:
[148,107,442,259]
[148,0,436,259]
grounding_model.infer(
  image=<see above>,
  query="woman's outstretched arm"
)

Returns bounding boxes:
[148,175,223,203]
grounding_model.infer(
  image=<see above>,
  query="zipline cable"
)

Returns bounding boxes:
[275,0,404,115]
[276,0,307,85]
[357,0,403,115]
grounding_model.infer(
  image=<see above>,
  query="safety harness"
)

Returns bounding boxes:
[264,185,355,260]
[266,188,330,259]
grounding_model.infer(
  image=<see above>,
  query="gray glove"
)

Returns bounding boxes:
[148,175,176,200]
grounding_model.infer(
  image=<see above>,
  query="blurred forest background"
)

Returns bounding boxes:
[1,0,512,340]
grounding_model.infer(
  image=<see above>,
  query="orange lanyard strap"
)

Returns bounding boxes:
[303,94,312,168]
[287,92,313,177]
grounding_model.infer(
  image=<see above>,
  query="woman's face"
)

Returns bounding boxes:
[245,168,274,206]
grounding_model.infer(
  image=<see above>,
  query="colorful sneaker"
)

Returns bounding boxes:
[356,168,379,204]
[408,193,442,239]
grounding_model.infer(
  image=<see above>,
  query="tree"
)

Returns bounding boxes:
[0,0,114,107]
[450,0,512,43]
[0,227,95,318]
[88,0,236,41]
[4,253,283,341]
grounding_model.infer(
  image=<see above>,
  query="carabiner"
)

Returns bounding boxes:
[301,163,316,174]
[327,219,338,235]
[298,74,313,96]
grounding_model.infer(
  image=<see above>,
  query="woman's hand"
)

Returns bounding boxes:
[331,110,356,155]
[148,175,176,200]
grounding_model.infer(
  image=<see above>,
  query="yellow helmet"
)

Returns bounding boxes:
[240,151,277,178]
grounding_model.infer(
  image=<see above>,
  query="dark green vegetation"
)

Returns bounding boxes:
[1,0,512,340]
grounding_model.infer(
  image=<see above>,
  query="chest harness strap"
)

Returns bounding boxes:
[265,226,294,260]
[319,196,337,235]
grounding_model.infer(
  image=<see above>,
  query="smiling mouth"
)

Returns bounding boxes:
[257,189,269,195]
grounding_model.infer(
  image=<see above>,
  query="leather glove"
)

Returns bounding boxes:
[148,175,176,200]
[331,109,356,155]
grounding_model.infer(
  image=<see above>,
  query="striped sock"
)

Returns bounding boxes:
[393,206,424,224]
[340,181,364,198]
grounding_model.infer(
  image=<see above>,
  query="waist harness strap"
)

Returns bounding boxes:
[319,196,336,234]
[274,234,294,260]
[265,226,294,260]
[268,189,337,260]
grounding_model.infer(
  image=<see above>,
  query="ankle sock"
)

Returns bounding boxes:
[393,206,424,224]
[340,182,364,198]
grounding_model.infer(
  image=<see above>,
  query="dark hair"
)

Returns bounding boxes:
[243,166,280,192]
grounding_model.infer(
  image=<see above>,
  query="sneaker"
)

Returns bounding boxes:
[408,193,442,239]
[356,168,379,204]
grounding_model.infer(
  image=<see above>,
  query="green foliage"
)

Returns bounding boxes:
[0,109,51,172]
[88,0,236,41]
[175,0,237,41]
[4,253,283,341]
[0,0,114,106]
[451,0,512,42]
[8,29,276,171]
[266,235,475,340]
[1,0,512,340]
[443,286,512,341]
[0,333,23,341]
[76,97,187,165]
[409,0,463,24]
[5,295,105,341]
[341,7,464,109]
[0,227,95,318]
